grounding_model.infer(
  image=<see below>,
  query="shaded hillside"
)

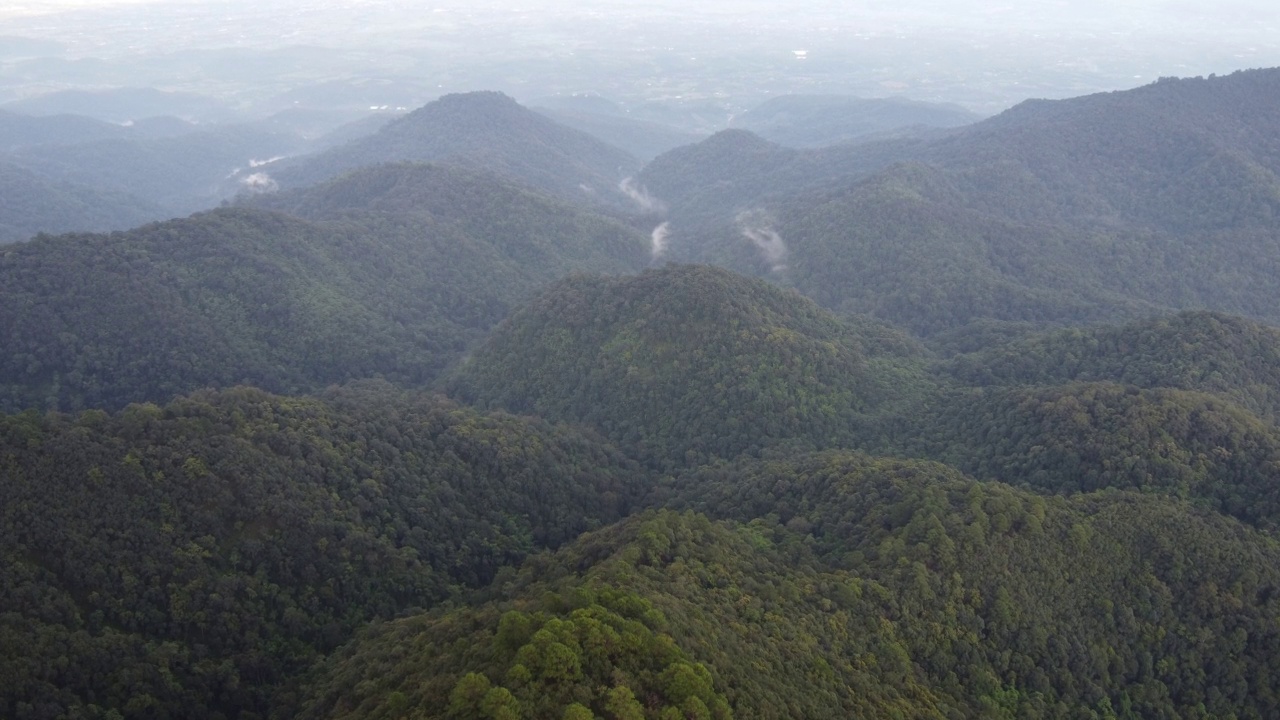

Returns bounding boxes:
[298,463,1280,719]
[0,109,128,150]
[734,94,980,148]
[272,92,642,207]
[0,159,165,243]
[0,198,646,412]
[0,384,647,719]
[770,164,1164,333]
[943,311,1280,420]
[904,382,1280,530]
[0,109,197,151]
[926,69,1280,234]
[7,124,307,214]
[633,129,925,235]
[638,69,1280,333]
[445,265,933,469]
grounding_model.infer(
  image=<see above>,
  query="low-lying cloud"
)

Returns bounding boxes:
[619,177,666,213]
[737,210,788,273]
[240,172,278,193]
[650,221,671,261]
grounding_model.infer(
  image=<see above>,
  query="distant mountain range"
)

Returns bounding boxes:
[732,94,981,148]
[0,159,165,243]
[271,91,645,208]
[637,68,1280,334]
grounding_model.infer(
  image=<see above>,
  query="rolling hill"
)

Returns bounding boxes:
[445,264,933,469]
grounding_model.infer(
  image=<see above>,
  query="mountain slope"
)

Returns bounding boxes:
[943,311,1280,420]
[926,69,1280,233]
[272,92,642,207]
[638,69,1280,334]
[7,124,307,214]
[297,457,1280,719]
[734,94,980,148]
[445,264,933,469]
[248,162,648,286]
[0,159,165,243]
[0,384,647,719]
[0,194,646,412]
[905,382,1280,530]
[0,109,129,150]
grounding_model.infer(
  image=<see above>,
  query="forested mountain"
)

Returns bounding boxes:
[0,159,165,243]
[0,191,647,412]
[246,162,642,282]
[923,69,1280,233]
[634,129,926,235]
[0,109,130,150]
[271,92,643,207]
[5,124,308,215]
[0,384,647,719]
[8,65,1280,720]
[943,311,1280,420]
[446,265,933,469]
[298,458,1280,719]
[904,382,1280,530]
[733,94,980,148]
[637,69,1280,335]
[0,109,198,152]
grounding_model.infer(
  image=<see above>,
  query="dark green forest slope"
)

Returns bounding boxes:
[247,162,647,287]
[446,265,933,469]
[271,92,642,207]
[0,384,646,719]
[904,382,1280,530]
[0,184,647,412]
[943,311,1280,420]
[299,459,1280,719]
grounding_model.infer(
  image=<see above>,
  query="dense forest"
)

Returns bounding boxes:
[445,265,933,470]
[5,68,1280,719]
[0,383,646,718]
[0,167,647,413]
